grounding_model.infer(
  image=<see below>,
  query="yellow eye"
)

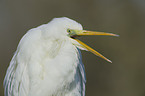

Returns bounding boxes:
[67,29,71,33]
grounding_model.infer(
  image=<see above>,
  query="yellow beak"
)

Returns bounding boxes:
[68,29,118,63]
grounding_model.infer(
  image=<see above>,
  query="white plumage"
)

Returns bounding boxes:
[4,17,117,96]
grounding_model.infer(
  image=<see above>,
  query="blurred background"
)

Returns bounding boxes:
[0,0,145,96]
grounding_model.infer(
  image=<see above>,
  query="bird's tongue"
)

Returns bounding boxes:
[74,39,112,63]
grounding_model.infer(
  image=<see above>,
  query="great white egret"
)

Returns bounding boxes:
[4,17,117,96]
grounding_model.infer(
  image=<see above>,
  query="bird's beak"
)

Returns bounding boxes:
[68,29,118,63]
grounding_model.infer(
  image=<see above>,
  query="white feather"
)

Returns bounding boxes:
[4,17,86,96]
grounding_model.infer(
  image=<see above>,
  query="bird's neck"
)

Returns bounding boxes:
[40,38,80,85]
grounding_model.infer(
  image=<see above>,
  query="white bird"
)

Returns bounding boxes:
[4,17,117,96]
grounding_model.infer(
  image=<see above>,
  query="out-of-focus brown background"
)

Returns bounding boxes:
[1,0,145,96]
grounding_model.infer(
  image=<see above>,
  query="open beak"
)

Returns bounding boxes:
[68,29,118,63]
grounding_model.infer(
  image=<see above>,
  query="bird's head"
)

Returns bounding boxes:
[43,17,118,63]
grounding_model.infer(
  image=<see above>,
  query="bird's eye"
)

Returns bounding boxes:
[67,29,71,33]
